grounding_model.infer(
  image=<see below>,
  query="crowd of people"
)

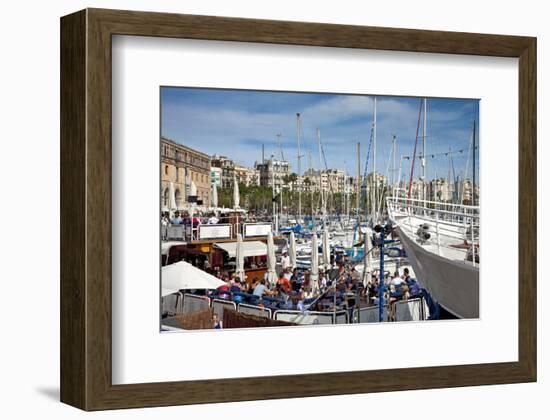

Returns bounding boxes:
[206,253,423,319]
[161,210,220,228]
[161,210,263,228]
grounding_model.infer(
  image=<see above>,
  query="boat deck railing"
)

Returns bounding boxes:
[163,221,274,242]
[162,292,430,327]
[387,196,479,266]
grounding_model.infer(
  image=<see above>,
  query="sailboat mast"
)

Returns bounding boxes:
[308,149,313,216]
[422,98,427,209]
[271,155,276,233]
[356,142,360,219]
[392,135,397,187]
[296,113,302,222]
[472,119,476,206]
[317,128,325,221]
[373,97,377,221]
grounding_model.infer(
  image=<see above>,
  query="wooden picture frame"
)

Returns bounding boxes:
[60,8,536,411]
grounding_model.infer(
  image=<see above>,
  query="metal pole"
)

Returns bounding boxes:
[357,142,360,217]
[378,227,385,322]
[422,98,427,210]
[373,97,377,222]
[271,157,276,234]
[296,113,302,223]
[317,129,325,221]
[392,135,397,190]
[472,119,476,207]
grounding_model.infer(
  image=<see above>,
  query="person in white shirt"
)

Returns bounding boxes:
[319,273,328,290]
[283,267,292,280]
[281,252,291,271]
[390,270,404,286]
[208,214,219,224]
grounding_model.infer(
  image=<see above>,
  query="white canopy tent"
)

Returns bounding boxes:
[322,228,331,270]
[235,233,245,281]
[233,174,240,209]
[161,260,225,296]
[214,240,267,258]
[168,181,177,213]
[310,234,319,285]
[266,231,277,286]
[289,231,297,269]
[211,182,218,208]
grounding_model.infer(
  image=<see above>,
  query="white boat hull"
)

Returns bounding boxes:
[397,225,479,318]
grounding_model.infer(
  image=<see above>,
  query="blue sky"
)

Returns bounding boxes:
[161,87,479,182]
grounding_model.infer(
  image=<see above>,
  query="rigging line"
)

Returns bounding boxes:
[407,99,424,202]
[363,126,374,180]
[320,141,337,210]
[360,125,374,207]
[402,146,478,160]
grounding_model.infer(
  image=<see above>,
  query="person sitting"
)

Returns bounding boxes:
[170,211,182,224]
[391,270,404,287]
[253,279,268,297]
[290,287,305,311]
[407,278,422,297]
[283,267,293,281]
[319,273,328,290]
[293,277,305,292]
[277,272,291,294]
[403,267,412,283]
[216,277,231,299]
[229,277,242,293]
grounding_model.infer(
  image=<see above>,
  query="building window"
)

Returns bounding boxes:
[176,168,179,182]
[164,165,168,176]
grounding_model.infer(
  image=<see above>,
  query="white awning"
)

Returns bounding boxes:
[162,261,225,296]
[214,241,267,258]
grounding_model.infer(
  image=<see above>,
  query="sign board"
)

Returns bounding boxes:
[243,223,272,238]
[198,224,231,240]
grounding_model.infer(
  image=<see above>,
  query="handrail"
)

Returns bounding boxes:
[388,199,479,219]
[387,195,479,211]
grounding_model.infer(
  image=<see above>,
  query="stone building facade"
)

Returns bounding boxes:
[161,137,211,209]
[211,155,235,188]
[234,164,260,187]
[255,158,291,191]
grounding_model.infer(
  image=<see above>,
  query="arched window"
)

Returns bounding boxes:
[174,189,181,208]
[164,165,169,176]
[163,188,169,207]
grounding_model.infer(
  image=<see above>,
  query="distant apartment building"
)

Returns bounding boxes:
[430,178,454,202]
[344,175,357,195]
[210,166,222,188]
[303,169,346,193]
[234,164,260,187]
[211,155,235,188]
[407,178,428,201]
[161,137,211,208]
[255,158,291,191]
[458,179,479,204]
[304,169,329,192]
[326,169,346,193]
